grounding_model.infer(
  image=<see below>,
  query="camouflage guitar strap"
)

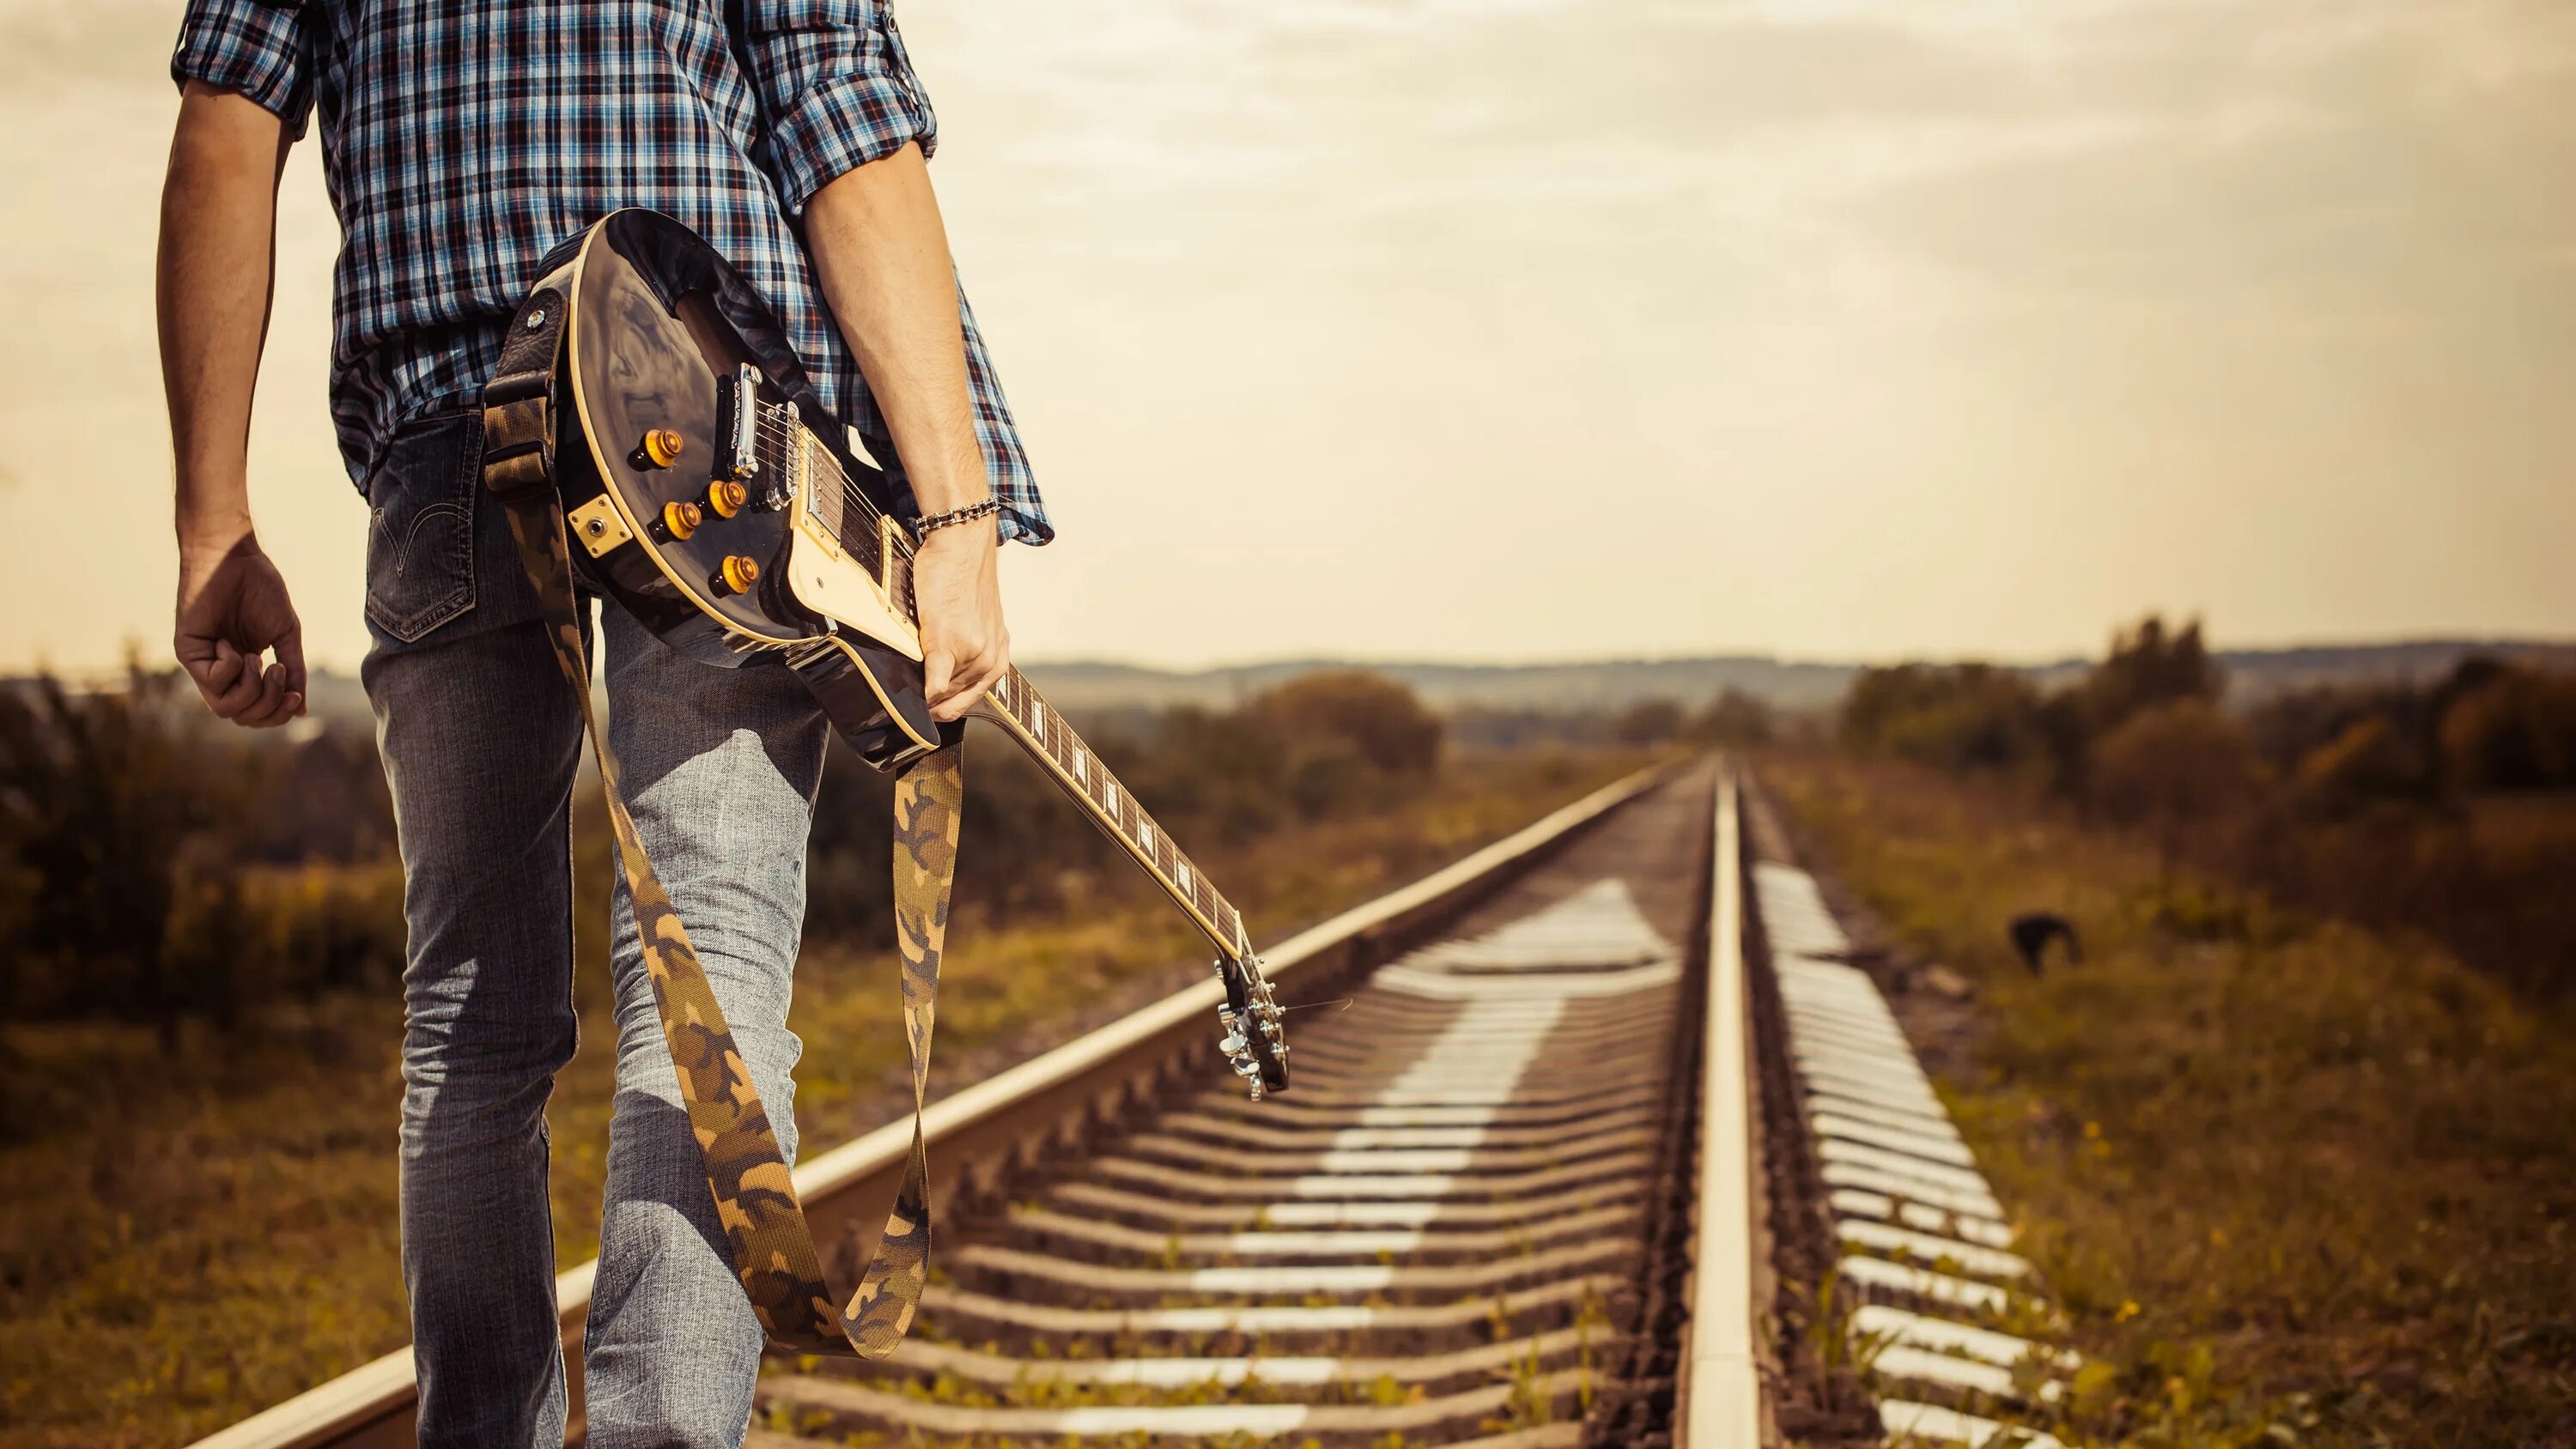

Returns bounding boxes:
[479,270,957,1357]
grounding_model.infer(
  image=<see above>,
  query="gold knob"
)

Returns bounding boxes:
[706,479,748,518]
[719,555,761,595]
[639,428,683,469]
[662,500,702,539]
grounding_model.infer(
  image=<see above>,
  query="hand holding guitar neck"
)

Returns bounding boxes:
[914,523,1008,722]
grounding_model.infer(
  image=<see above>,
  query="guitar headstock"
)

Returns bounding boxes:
[1212,952,1289,1100]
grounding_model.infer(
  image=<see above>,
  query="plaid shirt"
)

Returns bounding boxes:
[171,0,1050,544]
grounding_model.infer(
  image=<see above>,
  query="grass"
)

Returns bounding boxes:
[0,747,1647,1448]
[1762,751,2576,1446]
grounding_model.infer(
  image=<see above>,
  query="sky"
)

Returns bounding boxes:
[1,0,2570,676]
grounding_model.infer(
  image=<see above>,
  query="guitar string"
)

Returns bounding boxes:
[737,412,1236,938]
[750,417,910,555]
[739,417,908,575]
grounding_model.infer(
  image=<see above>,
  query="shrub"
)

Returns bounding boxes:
[1692,688,1776,747]
[2079,614,2222,735]
[1238,670,1443,778]
[2439,664,2576,791]
[2089,699,2265,872]
[1840,662,2051,773]
[0,667,249,1040]
[1611,699,1686,747]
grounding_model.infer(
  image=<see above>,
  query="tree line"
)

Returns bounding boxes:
[1832,615,2576,995]
[0,665,1453,1046]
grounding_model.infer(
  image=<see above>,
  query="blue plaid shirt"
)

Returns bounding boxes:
[171,0,1050,544]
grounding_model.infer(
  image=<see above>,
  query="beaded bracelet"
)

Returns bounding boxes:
[914,497,1002,540]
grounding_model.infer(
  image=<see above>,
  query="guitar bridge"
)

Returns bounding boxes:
[717,362,764,488]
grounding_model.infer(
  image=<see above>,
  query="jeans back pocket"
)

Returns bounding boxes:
[364,411,480,644]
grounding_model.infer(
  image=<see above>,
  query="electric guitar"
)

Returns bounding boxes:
[532,209,1285,1097]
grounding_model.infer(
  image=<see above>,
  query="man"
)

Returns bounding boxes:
[158,3,1049,1443]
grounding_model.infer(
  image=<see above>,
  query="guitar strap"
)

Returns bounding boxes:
[478,266,958,1357]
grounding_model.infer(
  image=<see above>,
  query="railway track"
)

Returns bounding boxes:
[747,769,1715,1447]
[196,758,2067,1448]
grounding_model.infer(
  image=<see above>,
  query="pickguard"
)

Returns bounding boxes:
[788,492,923,660]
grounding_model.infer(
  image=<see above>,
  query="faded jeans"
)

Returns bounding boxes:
[359,405,827,1446]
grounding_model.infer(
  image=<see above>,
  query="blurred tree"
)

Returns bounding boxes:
[2247,682,2429,789]
[1446,707,1604,751]
[1840,663,2050,773]
[1612,699,1686,747]
[2080,615,2222,735]
[1136,705,1293,834]
[1691,688,1775,747]
[2438,664,2576,791]
[2291,716,2424,815]
[0,665,256,1044]
[252,730,397,863]
[1239,671,1443,777]
[2090,699,2265,877]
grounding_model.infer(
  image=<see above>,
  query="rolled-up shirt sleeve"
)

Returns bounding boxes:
[739,0,940,215]
[742,0,1052,544]
[169,0,313,136]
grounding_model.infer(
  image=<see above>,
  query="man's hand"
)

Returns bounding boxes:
[914,526,1008,721]
[175,530,306,728]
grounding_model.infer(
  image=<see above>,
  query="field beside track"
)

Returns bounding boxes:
[1765,753,2576,1446]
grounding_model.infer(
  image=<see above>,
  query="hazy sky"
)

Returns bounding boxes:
[3,0,2569,675]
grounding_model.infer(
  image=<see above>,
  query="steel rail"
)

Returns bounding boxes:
[1678,766,1764,1443]
[186,760,1682,1449]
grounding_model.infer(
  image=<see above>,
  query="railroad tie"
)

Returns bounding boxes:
[1754,859,2079,1449]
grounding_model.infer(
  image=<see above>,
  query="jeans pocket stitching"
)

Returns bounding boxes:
[365,417,482,645]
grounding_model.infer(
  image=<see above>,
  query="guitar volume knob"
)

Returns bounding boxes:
[637,428,684,469]
[718,555,761,595]
[707,479,748,518]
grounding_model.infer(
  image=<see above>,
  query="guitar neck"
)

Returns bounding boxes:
[978,667,1250,958]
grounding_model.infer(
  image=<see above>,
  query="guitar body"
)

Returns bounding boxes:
[551,208,947,770]
[545,209,1287,1094]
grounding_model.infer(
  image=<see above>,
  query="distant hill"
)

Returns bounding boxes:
[28,638,2576,727]
[1019,656,1864,712]
[1020,640,2576,715]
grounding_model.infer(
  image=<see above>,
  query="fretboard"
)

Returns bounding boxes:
[982,667,1248,955]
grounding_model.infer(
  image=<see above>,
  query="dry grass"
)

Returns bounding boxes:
[0,748,1644,1447]
[1763,751,2576,1446]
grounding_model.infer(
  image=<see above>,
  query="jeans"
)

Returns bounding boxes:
[359,406,829,1446]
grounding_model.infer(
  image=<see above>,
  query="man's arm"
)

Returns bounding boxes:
[160,80,304,728]
[804,144,1006,723]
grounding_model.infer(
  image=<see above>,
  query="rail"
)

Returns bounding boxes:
[1680,767,1762,1444]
